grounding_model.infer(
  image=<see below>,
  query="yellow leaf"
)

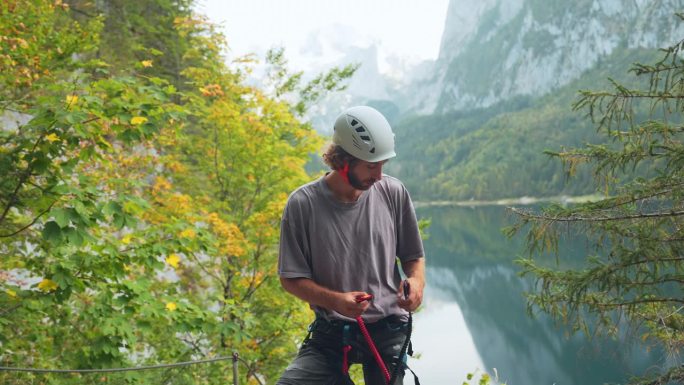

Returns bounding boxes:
[37,278,58,292]
[6,289,17,298]
[165,302,177,311]
[166,253,181,268]
[45,133,60,143]
[131,116,148,125]
[153,177,172,193]
[141,60,153,68]
[65,94,78,105]
[179,228,196,239]
[121,234,132,245]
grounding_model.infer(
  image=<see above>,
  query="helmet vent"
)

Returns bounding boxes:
[370,147,376,153]
[351,119,359,126]
[355,126,365,133]
[360,135,371,141]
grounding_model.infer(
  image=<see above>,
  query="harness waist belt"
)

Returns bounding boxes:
[313,314,406,332]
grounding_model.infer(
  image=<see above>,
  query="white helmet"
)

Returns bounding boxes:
[332,106,396,163]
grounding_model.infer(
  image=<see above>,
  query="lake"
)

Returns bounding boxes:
[407,205,662,385]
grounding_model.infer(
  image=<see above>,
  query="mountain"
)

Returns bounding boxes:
[384,0,684,201]
[298,24,429,136]
[410,0,684,115]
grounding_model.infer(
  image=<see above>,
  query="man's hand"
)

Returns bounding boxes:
[397,258,426,312]
[333,291,372,318]
[397,278,424,312]
[280,278,373,318]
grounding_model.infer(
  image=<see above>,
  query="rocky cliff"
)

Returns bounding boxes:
[409,0,684,114]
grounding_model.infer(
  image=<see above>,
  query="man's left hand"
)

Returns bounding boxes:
[397,277,424,312]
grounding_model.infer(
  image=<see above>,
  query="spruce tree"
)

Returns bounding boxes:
[508,15,684,385]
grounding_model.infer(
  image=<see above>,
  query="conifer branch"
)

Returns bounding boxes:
[511,207,684,222]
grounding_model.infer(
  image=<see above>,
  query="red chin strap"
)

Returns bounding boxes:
[339,162,350,184]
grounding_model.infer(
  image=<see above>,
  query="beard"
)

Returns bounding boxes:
[348,170,376,190]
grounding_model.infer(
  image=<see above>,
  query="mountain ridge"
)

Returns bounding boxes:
[405,0,684,114]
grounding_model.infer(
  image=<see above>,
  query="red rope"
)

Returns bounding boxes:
[355,294,391,384]
[339,162,350,183]
[356,315,391,383]
[342,345,352,375]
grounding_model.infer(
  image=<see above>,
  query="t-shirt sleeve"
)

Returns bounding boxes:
[278,196,313,279]
[396,184,425,262]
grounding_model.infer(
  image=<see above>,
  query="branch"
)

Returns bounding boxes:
[615,276,684,288]
[255,311,293,351]
[68,5,98,18]
[630,365,684,385]
[242,275,269,303]
[583,91,684,100]
[0,114,66,225]
[595,182,684,211]
[612,256,684,271]
[236,356,265,385]
[594,297,684,309]
[0,199,58,238]
[244,242,263,300]
[187,252,223,286]
[511,207,684,222]
[0,304,22,317]
[213,125,227,197]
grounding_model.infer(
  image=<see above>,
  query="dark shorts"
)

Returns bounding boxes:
[276,316,409,385]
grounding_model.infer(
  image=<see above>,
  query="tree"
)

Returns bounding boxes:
[508,15,684,385]
[1,2,356,384]
[0,2,212,382]
[167,16,326,382]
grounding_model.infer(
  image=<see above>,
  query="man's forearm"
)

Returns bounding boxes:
[402,257,425,286]
[279,277,339,309]
[279,277,372,318]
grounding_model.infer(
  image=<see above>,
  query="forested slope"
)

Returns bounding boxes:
[389,47,660,201]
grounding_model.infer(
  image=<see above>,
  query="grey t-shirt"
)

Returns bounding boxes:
[278,174,424,322]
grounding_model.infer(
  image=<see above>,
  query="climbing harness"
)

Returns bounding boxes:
[389,281,417,385]
[343,282,419,385]
[341,324,353,374]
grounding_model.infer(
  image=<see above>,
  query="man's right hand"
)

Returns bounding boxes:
[333,291,371,318]
[279,278,371,319]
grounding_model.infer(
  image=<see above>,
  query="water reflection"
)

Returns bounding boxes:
[411,205,661,385]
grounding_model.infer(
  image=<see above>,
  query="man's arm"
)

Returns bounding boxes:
[280,277,371,318]
[397,257,425,312]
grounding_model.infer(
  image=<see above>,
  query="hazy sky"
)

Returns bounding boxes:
[194,0,449,74]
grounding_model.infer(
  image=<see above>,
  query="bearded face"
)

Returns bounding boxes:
[347,160,386,190]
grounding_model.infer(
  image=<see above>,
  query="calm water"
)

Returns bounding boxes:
[407,205,662,385]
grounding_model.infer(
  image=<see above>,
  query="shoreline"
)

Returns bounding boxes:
[414,194,603,208]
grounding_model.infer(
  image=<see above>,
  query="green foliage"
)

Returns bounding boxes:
[68,0,195,87]
[509,20,684,385]
[265,46,359,116]
[0,1,343,384]
[462,369,506,385]
[417,218,431,240]
[0,0,101,100]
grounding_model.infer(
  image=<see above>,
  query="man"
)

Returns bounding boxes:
[277,106,425,385]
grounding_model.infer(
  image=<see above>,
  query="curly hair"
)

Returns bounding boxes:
[322,143,357,170]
